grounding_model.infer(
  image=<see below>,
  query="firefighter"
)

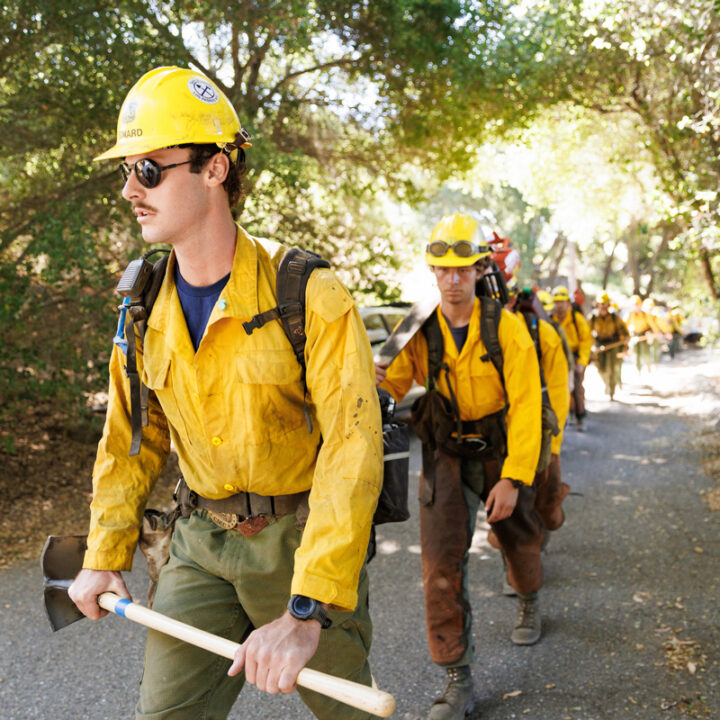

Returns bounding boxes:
[68,66,382,720]
[626,295,653,373]
[508,286,570,542]
[552,286,592,431]
[376,213,544,720]
[589,292,629,400]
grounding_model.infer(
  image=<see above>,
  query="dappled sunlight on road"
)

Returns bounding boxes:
[584,349,720,417]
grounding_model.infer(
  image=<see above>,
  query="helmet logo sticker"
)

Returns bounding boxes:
[188,78,219,104]
[121,101,138,124]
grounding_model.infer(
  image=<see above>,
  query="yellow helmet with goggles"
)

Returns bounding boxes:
[598,291,611,304]
[425,213,491,267]
[536,289,553,311]
[94,66,252,162]
[552,285,571,302]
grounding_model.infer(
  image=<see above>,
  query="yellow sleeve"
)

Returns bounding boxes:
[380,330,429,401]
[84,341,171,571]
[293,270,383,610]
[499,310,542,484]
[575,312,593,366]
[617,316,630,341]
[539,321,570,429]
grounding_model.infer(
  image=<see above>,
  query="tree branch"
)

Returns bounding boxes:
[260,57,359,104]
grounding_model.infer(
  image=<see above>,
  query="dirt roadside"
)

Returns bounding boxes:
[0,405,179,569]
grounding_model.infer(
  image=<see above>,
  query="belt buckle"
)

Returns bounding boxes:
[463,437,487,451]
[208,510,240,529]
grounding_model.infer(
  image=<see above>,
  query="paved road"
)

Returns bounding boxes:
[1,349,719,719]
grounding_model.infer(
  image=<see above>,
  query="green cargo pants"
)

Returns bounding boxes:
[136,509,374,720]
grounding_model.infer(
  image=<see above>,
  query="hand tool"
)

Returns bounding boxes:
[42,535,396,717]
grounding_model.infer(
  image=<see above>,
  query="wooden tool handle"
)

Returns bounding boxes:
[98,592,395,717]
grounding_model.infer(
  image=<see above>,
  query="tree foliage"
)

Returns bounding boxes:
[550,0,720,300]
[0,0,546,410]
[2,0,718,415]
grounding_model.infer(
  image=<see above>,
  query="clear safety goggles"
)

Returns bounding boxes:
[120,158,192,189]
[425,240,488,258]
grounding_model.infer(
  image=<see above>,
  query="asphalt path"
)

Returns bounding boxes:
[1,348,719,720]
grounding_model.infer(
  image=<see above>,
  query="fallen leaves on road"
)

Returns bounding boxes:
[664,634,706,675]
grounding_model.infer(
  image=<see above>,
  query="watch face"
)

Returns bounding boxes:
[293,595,315,617]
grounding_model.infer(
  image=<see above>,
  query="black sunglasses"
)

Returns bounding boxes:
[119,158,192,189]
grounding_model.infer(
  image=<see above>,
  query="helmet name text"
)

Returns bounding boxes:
[121,128,144,138]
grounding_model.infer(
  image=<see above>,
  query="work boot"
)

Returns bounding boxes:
[511,595,541,645]
[428,666,475,719]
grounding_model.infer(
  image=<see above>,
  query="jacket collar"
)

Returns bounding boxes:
[147,224,260,336]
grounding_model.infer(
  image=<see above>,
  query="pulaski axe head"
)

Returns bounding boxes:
[41,535,88,631]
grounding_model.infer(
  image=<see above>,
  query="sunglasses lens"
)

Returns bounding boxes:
[427,241,450,257]
[136,159,161,188]
[120,164,131,182]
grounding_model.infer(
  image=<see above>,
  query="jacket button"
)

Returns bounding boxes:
[224,483,234,492]
[211,436,223,446]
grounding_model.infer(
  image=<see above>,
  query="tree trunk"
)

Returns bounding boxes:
[602,238,619,288]
[699,247,720,302]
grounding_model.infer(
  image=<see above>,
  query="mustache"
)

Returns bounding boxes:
[131,203,157,214]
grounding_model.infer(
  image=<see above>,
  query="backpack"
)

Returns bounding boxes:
[113,245,409,525]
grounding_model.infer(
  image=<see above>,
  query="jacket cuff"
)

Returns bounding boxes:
[500,460,535,485]
[291,572,358,612]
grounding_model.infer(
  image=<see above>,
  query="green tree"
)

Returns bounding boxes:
[1,0,551,410]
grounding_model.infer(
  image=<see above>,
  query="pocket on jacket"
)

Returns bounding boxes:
[234,349,306,444]
[235,349,302,385]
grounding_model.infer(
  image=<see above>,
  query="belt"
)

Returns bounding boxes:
[174,478,309,534]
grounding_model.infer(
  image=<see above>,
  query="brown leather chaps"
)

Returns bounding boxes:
[420,448,544,665]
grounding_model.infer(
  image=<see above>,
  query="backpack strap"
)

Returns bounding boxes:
[420,312,463,440]
[420,311,445,391]
[521,312,551,406]
[479,296,505,397]
[114,249,170,456]
[243,248,331,432]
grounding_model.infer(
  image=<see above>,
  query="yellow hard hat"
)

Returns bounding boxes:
[630,294,642,305]
[536,289,553,311]
[642,297,655,311]
[598,292,611,304]
[94,66,251,161]
[425,213,491,267]
[552,285,571,302]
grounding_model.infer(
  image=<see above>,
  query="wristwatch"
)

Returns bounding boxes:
[287,594,332,629]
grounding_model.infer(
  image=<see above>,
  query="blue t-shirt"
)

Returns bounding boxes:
[175,265,230,351]
[448,322,469,352]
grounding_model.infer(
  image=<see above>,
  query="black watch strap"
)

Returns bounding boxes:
[287,594,332,629]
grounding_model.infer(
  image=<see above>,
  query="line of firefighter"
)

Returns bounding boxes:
[626,295,684,374]
[66,62,685,720]
[376,214,574,720]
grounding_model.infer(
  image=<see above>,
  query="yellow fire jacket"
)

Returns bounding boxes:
[85,227,383,611]
[670,311,685,333]
[589,313,629,344]
[627,310,650,336]
[553,309,592,367]
[535,319,570,456]
[380,300,541,484]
